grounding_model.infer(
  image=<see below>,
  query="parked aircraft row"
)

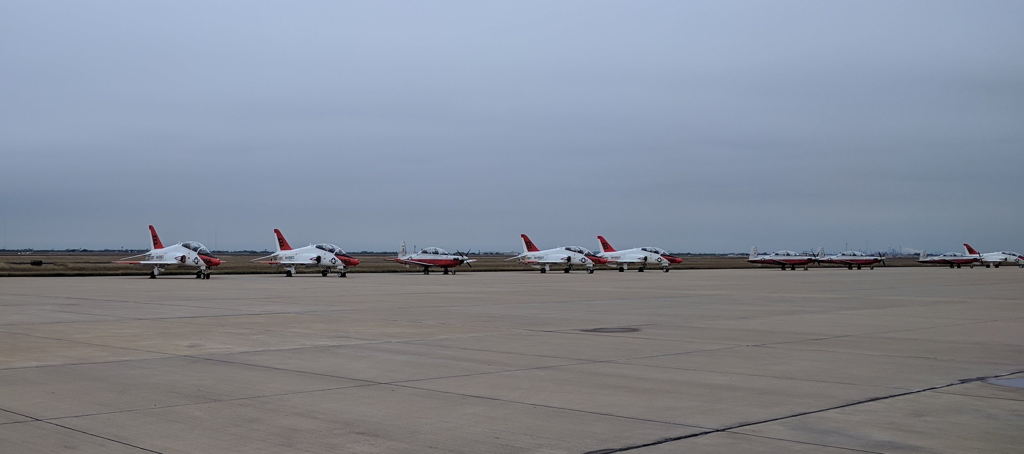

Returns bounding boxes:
[748,247,888,271]
[917,244,1023,269]
[505,234,682,274]
[749,243,1023,271]
[116,226,1019,278]
[116,227,683,278]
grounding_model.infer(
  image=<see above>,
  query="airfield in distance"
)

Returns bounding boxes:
[0,268,1022,453]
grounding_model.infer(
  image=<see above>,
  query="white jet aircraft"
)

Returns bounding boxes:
[595,235,682,273]
[508,234,607,274]
[115,225,222,279]
[252,229,360,277]
[748,247,823,271]
[964,244,1023,268]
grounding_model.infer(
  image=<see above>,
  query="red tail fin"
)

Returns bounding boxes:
[148,225,164,250]
[964,243,979,255]
[274,229,293,251]
[597,235,616,252]
[521,234,540,252]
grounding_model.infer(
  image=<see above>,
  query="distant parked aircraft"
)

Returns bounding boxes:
[595,235,682,273]
[252,229,359,277]
[386,242,474,275]
[115,225,222,279]
[748,247,823,271]
[508,234,607,274]
[817,251,886,270]
[963,244,1023,268]
[917,244,981,268]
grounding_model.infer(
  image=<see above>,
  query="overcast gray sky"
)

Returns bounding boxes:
[1,1,1022,253]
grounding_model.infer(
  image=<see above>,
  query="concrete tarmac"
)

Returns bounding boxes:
[0,268,1021,453]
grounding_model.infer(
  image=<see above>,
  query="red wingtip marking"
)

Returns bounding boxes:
[274,229,293,251]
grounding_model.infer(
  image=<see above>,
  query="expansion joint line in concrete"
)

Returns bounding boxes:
[584,368,1024,453]
[0,406,163,453]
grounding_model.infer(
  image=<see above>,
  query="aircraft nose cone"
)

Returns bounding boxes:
[350,258,360,266]
[208,258,222,266]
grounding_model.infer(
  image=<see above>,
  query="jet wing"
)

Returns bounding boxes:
[114,259,184,265]
[531,256,571,264]
[603,255,646,264]
[259,259,320,265]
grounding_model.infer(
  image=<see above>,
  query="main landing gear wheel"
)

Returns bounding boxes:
[338,271,346,278]
[204,272,211,280]
[563,268,571,273]
[321,270,329,277]
[195,270,203,279]
[791,265,797,271]
[587,269,595,274]
[969,264,974,269]
[857,264,862,270]
[443,268,450,275]
[956,264,962,269]
[618,267,625,272]
[150,271,157,279]
[540,268,547,274]
[423,267,430,275]
[848,264,853,270]
[638,267,645,273]
[662,268,670,273]
[285,270,293,277]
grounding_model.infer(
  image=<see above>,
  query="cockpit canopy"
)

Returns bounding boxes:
[941,252,965,257]
[839,251,866,257]
[315,243,345,254]
[180,242,212,255]
[773,250,801,256]
[419,247,448,255]
[563,246,597,256]
[640,247,669,255]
